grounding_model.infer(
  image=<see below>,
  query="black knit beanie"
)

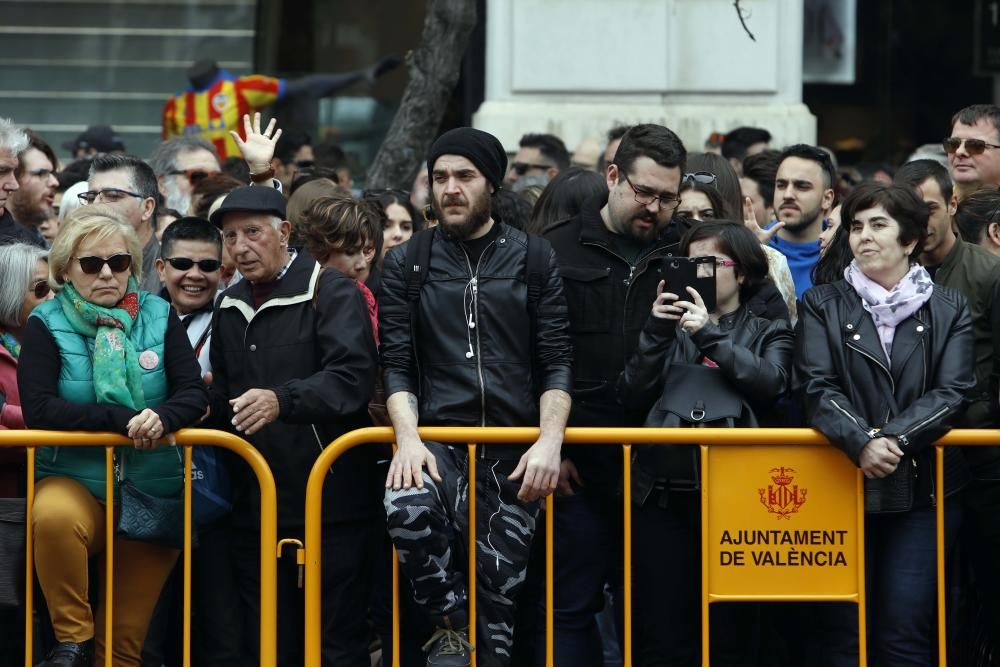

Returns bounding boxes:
[426,127,507,191]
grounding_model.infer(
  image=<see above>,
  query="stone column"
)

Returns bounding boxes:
[473,0,816,154]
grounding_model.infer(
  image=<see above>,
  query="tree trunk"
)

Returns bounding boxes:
[365,0,478,190]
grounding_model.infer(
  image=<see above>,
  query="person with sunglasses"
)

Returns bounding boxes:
[0,241,49,667]
[154,217,223,372]
[149,136,221,216]
[16,205,208,667]
[946,104,1000,202]
[505,133,570,191]
[619,220,792,665]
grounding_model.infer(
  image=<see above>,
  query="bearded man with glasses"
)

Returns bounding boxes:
[947,104,1000,202]
[538,123,686,666]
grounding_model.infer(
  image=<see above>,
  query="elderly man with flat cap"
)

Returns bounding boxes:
[207,185,380,665]
[380,127,573,667]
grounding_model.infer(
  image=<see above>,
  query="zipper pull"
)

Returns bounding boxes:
[113,456,121,484]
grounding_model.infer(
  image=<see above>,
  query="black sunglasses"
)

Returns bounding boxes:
[76,254,132,275]
[942,137,1000,156]
[510,161,553,175]
[30,280,50,299]
[164,257,221,272]
[168,169,217,186]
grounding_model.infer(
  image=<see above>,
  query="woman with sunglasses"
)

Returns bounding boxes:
[0,242,51,662]
[619,220,793,665]
[17,205,208,667]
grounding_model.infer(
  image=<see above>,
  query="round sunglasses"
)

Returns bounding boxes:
[29,280,50,299]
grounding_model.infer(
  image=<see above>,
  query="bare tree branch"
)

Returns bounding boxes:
[734,0,757,42]
[366,0,478,190]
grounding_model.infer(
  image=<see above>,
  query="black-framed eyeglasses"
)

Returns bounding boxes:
[510,162,554,176]
[78,188,144,204]
[29,279,50,299]
[621,172,679,210]
[164,257,221,272]
[682,171,717,186]
[942,137,1000,155]
[75,254,132,275]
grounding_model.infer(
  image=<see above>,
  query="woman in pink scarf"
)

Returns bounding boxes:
[796,182,975,665]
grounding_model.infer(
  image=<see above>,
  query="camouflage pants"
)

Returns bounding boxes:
[384,442,538,667]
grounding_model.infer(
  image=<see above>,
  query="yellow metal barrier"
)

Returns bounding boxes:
[0,428,278,667]
[303,426,1000,667]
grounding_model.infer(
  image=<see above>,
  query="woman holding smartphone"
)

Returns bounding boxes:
[618,220,794,664]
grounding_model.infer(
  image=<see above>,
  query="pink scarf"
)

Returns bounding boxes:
[843,260,933,359]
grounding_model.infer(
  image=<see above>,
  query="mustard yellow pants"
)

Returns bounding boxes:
[32,476,178,667]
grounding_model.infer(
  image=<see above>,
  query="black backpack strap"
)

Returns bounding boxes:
[525,233,548,317]
[403,228,435,304]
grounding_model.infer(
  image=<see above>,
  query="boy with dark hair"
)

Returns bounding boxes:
[155,217,223,371]
[149,215,244,666]
[740,149,781,230]
[721,126,772,175]
[298,195,384,339]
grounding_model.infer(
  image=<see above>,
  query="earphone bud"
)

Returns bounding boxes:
[466,343,475,359]
[468,314,476,329]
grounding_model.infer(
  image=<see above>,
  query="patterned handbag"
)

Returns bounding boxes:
[117,480,194,549]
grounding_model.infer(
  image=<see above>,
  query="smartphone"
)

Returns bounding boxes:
[661,256,716,312]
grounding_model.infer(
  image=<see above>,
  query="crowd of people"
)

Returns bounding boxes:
[0,100,999,667]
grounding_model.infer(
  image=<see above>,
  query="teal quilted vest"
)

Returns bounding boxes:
[31,293,182,501]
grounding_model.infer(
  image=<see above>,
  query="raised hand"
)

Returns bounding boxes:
[743,195,784,245]
[230,112,282,173]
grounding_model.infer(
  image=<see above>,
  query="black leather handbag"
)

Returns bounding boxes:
[633,364,750,506]
[0,498,25,608]
[117,480,192,549]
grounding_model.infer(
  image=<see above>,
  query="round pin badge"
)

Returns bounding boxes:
[139,350,160,370]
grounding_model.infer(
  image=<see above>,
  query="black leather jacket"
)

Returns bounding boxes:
[619,305,793,497]
[380,224,573,455]
[794,280,975,511]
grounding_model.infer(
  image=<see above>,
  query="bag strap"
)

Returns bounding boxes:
[525,233,547,318]
[403,228,435,305]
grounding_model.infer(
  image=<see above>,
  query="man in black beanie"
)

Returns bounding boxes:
[380,127,573,667]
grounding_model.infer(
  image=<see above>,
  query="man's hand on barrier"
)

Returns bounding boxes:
[386,438,441,491]
[859,436,903,478]
[555,459,583,496]
[127,408,165,449]
[230,388,280,436]
[510,438,561,502]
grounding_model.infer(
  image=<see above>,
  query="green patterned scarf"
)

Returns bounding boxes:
[57,278,146,410]
[0,331,19,359]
